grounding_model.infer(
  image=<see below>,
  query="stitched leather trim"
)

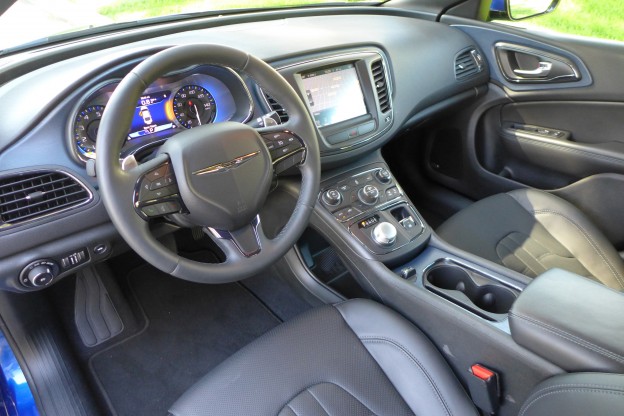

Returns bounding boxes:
[532,209,624,289]
[519,388,624,416]
[527,381,624,402]
[510,312,624,364]
[279,382,377,416]
[306,388,332,416]
[361,336,452,416]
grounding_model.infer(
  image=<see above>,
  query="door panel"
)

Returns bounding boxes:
[423,18,624,193]
[415,17,624,245]
[476,102,624,188]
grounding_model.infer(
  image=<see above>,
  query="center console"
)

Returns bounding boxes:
[318,162,427,256]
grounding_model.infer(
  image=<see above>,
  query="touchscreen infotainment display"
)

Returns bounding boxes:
[301,63,367,128]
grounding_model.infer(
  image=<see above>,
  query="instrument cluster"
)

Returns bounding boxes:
[70,65,254,162]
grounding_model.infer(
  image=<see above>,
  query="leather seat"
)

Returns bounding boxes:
[169,299,478,416]
[437,189,624,290]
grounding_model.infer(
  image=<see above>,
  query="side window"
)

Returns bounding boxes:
[490,0,624,42]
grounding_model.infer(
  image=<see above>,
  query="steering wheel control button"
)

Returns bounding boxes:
[149,173,176,190]
[154,201,181,215]
[145,164,170,181]
[322,189,342,206]
[141,205,160,217]
[140,185,178,202]
[376,168,392,183]
[261,132,303,162]
[20,260,59,288]
[358,184,380,205]
[372,222,397,246]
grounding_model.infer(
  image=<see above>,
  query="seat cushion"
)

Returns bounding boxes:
[169,299,477,416]
[437,189,624,290]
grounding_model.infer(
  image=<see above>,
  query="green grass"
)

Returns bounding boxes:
[99,0,624,42]
[99,0,368,19]
[500,0,624,42]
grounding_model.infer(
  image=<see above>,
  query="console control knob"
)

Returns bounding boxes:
[322,189,342,206]
[372,222,397,246]
[27,265,55,287]
[358,184,380,205]
[376,168,392,183]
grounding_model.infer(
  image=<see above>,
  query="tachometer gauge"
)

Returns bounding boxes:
[73,105,104,160]
[172,85,216,128]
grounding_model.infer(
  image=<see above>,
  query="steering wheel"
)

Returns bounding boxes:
[96,45,320,284]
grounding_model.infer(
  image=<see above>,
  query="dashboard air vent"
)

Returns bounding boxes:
[0,171,91,228]
[263,92,289,123]
[455,49,484,80]
[371,60,391,113]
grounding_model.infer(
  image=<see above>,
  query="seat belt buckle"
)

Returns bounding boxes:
[467,364,500,414]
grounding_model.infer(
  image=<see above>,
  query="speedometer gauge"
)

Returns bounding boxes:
[73,105,104,160]
[173,85,216,128]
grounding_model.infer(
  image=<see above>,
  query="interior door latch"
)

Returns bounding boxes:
[513,61,552,77]
[495,42,580,83]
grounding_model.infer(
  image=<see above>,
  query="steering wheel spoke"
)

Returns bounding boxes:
[206,215,267,261]
[258,130,307,175]
[130,154,185,220]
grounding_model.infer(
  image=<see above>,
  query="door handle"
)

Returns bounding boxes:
[495,43,581,84]
[513,62,552,77]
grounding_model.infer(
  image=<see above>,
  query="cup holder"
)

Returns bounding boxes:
[424,262,517,320]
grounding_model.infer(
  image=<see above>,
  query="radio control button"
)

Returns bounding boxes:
[322,189,342,206]
[358,184,380,205]
[376,168,392,183]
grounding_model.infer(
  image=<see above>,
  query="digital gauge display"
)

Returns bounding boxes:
[128,91,174,140]
[73,84,220,161]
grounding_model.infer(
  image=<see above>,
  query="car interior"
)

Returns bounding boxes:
[1,0,624,415]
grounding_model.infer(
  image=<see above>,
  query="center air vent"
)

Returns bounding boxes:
[371,60,391,113]
[0,170,92,229]
[455,49,484,80]
[263,92,289,123]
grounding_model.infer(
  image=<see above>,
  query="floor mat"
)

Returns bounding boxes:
[89,265,281,416]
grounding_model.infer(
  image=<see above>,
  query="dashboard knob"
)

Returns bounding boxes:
[322,189,342,206]
[372,222,397,246]
[27,265,55,287]
[376,168,392,183]
[358,184,380,205]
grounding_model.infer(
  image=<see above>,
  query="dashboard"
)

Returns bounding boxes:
[0,10,489,291]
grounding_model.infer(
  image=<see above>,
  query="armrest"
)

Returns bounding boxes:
[520,373,624,416]
[509,269,624,372]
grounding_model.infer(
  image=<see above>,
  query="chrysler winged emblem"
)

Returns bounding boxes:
[193,151,260,176]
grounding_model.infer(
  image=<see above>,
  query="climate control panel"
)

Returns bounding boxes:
[319,166,404,224]
[319,163,425,255]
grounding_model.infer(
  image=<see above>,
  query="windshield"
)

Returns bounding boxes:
[0,0,374,54]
